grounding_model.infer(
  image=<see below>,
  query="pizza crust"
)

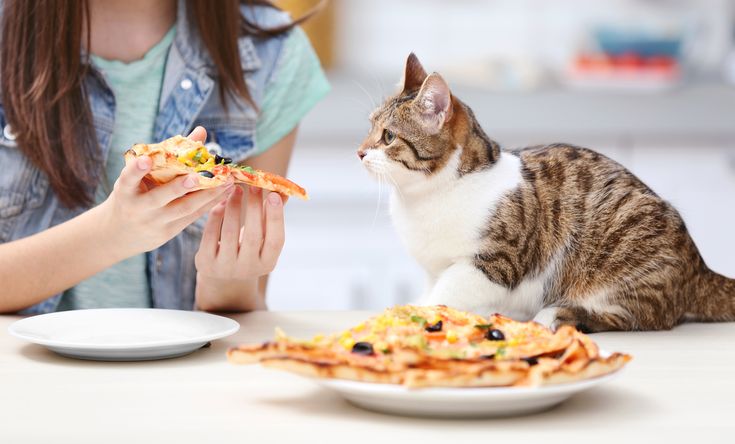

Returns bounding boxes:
[231,346,629,389]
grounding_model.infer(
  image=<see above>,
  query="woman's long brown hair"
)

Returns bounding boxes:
[1,0,304,208]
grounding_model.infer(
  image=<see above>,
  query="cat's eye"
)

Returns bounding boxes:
[382,129,396,145]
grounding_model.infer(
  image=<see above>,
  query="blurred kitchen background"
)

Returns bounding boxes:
[268,0,735,310]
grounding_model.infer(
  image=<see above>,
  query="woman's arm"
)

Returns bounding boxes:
[0,129,230,313]
[0,203,132,313]
[194,127,297,312]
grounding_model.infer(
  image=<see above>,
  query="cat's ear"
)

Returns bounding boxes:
[401,52,428,93]
[414,72,453,134]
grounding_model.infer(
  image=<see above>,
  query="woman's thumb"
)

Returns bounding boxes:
[117,155,152,193]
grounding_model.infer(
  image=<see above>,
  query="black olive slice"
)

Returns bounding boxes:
[215,154,233,164]
[425,320,443,332]
[351,342,374,355]
[485,329,505,341]
[523,357,539,366]
[198,171,215,178]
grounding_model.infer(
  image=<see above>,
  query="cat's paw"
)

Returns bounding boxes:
[537,307,600,333]
[532,307,560,331]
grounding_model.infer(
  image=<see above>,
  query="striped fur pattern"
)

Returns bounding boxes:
[357,53,735,332]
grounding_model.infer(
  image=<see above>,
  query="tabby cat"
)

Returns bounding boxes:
[357,53,735,332]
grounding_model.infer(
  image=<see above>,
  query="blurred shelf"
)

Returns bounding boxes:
[299,72,735,146]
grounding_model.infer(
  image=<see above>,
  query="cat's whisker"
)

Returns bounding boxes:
[370,171,385,231]
[343,97,375,114]
[385,170,406,202]
[369,70,387,103]
[351,79,377,110]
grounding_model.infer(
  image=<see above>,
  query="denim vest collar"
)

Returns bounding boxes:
[155,0,262,142]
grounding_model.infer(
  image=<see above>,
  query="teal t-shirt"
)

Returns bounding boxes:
[58,27,176,311]
[255,27,330,153]
[58,26,329,310]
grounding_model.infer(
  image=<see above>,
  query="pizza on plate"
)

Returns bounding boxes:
[228,305,631,388]
[124,135,308,200]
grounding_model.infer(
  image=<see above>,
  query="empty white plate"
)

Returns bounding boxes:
[8,308,240,361]
[317,363,623,418]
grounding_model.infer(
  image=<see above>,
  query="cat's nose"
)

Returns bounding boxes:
[357,150,367,160]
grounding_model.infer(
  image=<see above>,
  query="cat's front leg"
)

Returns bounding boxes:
[532,307,560,329]
[419,261,508,316]
[533,306,633,332]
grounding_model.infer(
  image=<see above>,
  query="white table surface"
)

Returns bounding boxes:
[2,311,734,443]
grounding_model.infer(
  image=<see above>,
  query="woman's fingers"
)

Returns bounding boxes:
[164,183,232,220]
[116,155,152,196]
[199,201,226,258]
[143,173,202,208]
[218,186,244,261]
[188,126,207,143]
[260,192,285,268]
[241,186,264,259]
[167,192,228,237]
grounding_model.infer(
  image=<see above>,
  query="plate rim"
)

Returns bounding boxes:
[8,308,240,350]
[318,368,622,396]
[315,349,624,396]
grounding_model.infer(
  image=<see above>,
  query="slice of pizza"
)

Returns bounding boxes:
[228,305,631,388]
[124,135,308,200]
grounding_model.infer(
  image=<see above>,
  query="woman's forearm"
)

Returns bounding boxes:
[0,202,130,313]
[195,275,266,312]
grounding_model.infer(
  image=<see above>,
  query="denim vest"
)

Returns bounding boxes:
[0,2,292,314]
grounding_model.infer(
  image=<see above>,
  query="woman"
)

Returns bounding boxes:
[0,0,329,313]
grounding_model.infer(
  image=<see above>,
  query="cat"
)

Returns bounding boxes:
[357,53,735,332]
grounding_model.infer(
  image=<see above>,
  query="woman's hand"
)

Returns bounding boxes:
[99,130,233,257]
[194,185,286,312]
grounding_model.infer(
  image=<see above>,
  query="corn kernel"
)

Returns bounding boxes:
[353,322,365,332]
[195,158,215,172]
[446,330,458,343]
[312,334,324,342]
[340,337,355,350]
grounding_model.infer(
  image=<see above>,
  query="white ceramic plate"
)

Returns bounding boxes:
[8,308,240,361]
[317,361,623,418]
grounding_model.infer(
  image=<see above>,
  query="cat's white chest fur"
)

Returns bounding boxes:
[390,151,522,275]
[389,151,548,320]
